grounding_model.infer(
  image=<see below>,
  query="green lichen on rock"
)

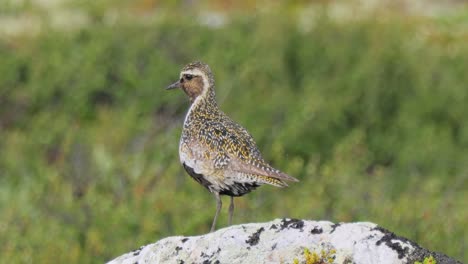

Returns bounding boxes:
[293,248,336,264]
[414,255,437,264]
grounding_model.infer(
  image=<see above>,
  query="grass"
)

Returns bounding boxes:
[0,4,467,263]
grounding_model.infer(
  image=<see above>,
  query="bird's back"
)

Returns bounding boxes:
[179,97,297,196]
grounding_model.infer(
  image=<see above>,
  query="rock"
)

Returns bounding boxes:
[107,218,461,264]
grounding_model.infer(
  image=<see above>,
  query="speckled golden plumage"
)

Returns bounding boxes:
[167,61,298,232]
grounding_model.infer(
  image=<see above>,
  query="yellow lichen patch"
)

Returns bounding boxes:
[292,248,337,264]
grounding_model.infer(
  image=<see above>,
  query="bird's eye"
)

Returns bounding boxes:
[185,74,193,80]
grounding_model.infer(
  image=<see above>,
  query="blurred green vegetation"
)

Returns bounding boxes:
[0,4,467,264]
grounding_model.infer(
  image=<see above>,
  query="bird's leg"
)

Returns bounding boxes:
[228,196,234,226]
[211,192,222,232]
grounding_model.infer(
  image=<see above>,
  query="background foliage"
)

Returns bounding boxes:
[0,1,467,263]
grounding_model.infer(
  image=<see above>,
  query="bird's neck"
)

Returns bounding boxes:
[185,86,219,125]
[190,86,218,110]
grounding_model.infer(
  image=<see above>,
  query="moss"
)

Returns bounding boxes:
[414,255,437,264]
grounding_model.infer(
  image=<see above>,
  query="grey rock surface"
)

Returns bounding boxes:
[107,218,461,264]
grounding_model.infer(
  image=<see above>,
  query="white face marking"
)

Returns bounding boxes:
[180,68,210,125]
[180,69,209,95]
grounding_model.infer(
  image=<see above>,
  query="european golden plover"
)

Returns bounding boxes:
[167,61,298,232]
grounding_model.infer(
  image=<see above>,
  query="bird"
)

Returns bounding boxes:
[166,61,298,232]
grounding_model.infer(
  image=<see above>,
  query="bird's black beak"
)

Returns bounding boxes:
[166,80,180,90]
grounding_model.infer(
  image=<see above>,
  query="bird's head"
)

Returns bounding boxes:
[166,61,215,102]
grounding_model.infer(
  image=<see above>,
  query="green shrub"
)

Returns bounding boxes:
[0,8,466,264]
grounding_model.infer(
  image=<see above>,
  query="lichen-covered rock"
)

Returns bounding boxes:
[107,218,461,264]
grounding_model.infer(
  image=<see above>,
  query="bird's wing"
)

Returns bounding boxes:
[207,116,298,183]
[229,158,299,182]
